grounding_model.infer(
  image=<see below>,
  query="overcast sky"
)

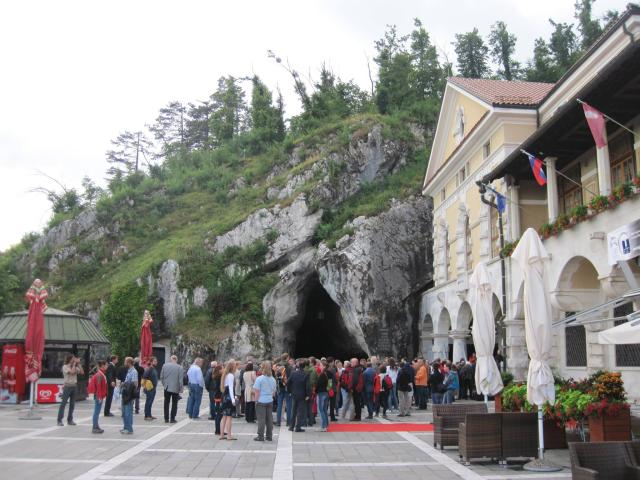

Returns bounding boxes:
[0,0,625,251]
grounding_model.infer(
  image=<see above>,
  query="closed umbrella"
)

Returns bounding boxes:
[470,262,503,401]
[140,310,154,366]
[511,228,560,472]
[23,278,48,420]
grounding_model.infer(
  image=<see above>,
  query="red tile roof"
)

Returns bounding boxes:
[448,77,555,107]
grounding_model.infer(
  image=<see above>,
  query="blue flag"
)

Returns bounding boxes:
[486,186,506,214]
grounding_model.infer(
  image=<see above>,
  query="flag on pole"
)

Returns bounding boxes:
[524,152,547,186]
[486,185,506,214]
[582,102,607,148]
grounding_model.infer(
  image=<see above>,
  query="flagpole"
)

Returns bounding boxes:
[520,149,598,198]
[576,99,636,137]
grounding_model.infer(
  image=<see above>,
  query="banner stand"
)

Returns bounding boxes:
[19,382,42,420]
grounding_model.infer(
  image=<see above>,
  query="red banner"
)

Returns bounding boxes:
[140,310,154,365]
[582,102,607,149]
[24,279,47,383]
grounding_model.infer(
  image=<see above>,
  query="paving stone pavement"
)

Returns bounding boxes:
[0,396,573,480]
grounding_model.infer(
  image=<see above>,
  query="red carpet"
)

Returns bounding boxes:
[327,422,434,432]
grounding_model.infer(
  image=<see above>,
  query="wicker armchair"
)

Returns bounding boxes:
[458,413,502,464]
[501,412,538,460]
[432,403,488,449]
[569,441,640,480]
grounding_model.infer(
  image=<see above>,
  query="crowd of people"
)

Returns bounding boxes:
[71,351,481,438]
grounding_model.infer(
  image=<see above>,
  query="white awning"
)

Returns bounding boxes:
[598,311,640,344]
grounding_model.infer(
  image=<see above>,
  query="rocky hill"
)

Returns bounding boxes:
[3,113,433,361]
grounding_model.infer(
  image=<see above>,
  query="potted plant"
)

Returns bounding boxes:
[589,194,609,213]
[569,204,588,224]
[500,238,519,258]
[501,383,528,412]
[612,182,634,203]
[554,213,570,232]
[539,222,554,239]
[584,371,631,442]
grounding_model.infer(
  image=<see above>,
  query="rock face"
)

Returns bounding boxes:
[156,260,188,327]
[31,208,104,255]
[315,196,433,357]
[212,195,322,267]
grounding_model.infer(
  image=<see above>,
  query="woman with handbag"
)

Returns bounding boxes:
[219,359,237,440]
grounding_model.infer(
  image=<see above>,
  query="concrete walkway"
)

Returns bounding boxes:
[0,397,572,480]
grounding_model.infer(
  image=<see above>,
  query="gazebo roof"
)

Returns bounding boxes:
[0,308,109,345]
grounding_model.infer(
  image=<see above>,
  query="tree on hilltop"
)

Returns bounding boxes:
[454,28,490,78]
[489,21,520,80]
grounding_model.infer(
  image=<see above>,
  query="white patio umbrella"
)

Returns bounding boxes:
[511,228,560,472]
[469,261,503,402]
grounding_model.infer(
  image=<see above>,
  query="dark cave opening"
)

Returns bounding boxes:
[294,281,366,360]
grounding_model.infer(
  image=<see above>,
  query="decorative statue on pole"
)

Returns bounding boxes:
[140,310,154,367]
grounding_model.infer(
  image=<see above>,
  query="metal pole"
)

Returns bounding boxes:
[537,409,545,461]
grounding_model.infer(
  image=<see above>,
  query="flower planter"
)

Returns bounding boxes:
[588,409,631,442]
[543,419,567,449]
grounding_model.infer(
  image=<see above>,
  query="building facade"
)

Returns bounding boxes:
[420,5,640,396]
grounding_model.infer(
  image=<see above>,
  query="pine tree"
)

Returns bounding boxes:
[489,21,520,80]
[105,130,153,178]
[410,19,445,99]
[209,76,247,145]
[454,28,490,78]
[549,20,578,73]
[185,100,214,150]
[250,75,285,145]
[525,38,557,82]
[374,25,412,113]
[149,101,186,157]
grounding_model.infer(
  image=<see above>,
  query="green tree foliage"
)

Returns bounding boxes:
[0,258,21,318]
[489,21,520,80]
[185,100,214,151]
[549,20,579,73]
[149,101,186,158]
[374,20,445,125]
[249,75,285,148]
[454,28,490,78]
[209,76,248,145]
[575,0,603,50]
[106,130,154,179]
[100,283,149,359]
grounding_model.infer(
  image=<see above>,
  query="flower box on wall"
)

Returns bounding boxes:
[588,409,631,442]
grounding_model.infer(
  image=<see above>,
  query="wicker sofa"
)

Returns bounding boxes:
[457,412,538,464]
[433,403,488,450]
[569,441,640,480]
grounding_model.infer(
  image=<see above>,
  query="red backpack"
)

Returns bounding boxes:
[340,367,352,391]
[383,374,393,391]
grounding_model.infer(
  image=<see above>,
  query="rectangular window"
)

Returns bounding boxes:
[565,324,587,367]
[483,141,491,159]
[614,302,640,367]
[610,131,635,187]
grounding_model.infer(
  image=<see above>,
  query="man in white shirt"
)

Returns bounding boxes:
[186,358,204,419]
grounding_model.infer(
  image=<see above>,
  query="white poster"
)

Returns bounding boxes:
[607,218,640,266]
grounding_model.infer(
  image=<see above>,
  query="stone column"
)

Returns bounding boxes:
[508,185,520,242]
[504,317,528,381]
[432,333,449,360]
[450,330,469,363]
[546,157,559,222]
[585,321,609,374]
[421,333,434,361]
[596,133,612,196]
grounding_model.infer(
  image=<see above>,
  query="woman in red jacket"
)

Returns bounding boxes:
[89,360,108,434]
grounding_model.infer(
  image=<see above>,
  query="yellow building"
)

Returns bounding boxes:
[421,5,640,388]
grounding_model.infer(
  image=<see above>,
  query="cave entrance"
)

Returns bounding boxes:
[294,281,366,360]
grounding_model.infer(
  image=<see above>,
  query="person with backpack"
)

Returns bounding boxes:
[142,356,158,420]
[88,360,108,434]
[339,359,354,421]
[350,357,364,421]
[377,365,392,418]
[443,362,460,404]
[120,357,138,434]
[275,355,292,427]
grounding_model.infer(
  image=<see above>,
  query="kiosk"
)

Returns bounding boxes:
[0,308,109,403]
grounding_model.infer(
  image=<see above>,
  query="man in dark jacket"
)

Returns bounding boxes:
[429,361,445,404]
[103,355,118,417]
[363,362,375,419]
[287,360,310,432]
[350,357,364,421]
[397,360,414,416]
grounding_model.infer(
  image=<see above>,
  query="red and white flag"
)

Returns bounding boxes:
[582,102,607,148]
